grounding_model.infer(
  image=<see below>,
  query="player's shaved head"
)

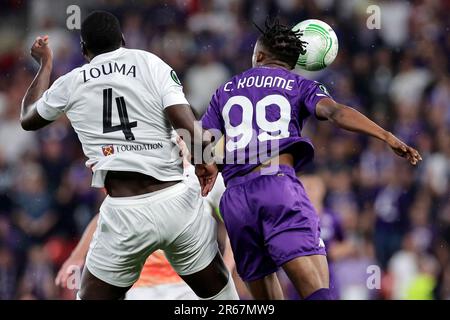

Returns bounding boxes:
[253,17,307,69]
[81,11,123,57]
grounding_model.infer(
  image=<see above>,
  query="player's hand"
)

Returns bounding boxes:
[55,253,85,288]
[195,163,218,197]
[385,132,422,165]
[30,35,53,65]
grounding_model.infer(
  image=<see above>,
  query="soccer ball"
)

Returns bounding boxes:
[292,19,339,71]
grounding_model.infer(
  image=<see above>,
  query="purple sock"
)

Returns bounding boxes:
[304,288,333,300]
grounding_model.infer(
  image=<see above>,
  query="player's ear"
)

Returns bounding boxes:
[80,41,88,57]
[80,41,92,62]
[256,51,266,64]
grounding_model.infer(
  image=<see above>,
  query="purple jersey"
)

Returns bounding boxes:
[201,66,331,184]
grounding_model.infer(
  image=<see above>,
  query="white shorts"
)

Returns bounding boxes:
[85,179,218,287]
[125,283,198,300]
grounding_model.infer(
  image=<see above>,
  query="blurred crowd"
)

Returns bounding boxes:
[0,0,449,300]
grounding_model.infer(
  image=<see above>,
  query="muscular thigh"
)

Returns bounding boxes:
[282,254,329,298]
[79,267,132,300]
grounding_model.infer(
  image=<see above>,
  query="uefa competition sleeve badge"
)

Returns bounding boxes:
[170,70,182,86]
[319,84,331,96]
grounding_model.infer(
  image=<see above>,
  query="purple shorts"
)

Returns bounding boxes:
[220,165,326,282]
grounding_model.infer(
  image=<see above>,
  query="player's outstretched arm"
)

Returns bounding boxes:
[55,214,99,288]
[316,98,422,165]
[20,35,54,131]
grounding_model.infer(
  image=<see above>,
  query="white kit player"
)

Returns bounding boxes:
[20,11,238,300]
[55,164,231,300]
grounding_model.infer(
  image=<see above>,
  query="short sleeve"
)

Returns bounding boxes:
[201,90,224,132]
[35,72,73,121]
[152,57,189,108]
[301,80,332,120]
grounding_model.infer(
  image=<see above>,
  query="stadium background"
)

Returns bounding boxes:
[0,0,448,300]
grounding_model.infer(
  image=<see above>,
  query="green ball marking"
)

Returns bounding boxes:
[293,20,337,71]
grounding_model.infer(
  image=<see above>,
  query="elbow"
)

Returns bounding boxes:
[20,118,36,131]
[20,102,47,131]
[20,102,36,131]
[20,121,33,131]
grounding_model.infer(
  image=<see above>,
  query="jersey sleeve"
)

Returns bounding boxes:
[201,90,224,132]
[152,57,189,108]
[35,72,73,121]
[301,79,332,120]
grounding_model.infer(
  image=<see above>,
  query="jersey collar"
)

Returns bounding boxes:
[90,47,125,64]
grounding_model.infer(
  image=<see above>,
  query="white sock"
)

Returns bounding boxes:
[76,292,82,300]
[199,274,239,300]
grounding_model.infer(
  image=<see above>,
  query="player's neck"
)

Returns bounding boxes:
[258,61,291,71]
[87,46,123,62]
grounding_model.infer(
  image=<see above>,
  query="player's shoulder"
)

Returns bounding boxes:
[123,48,168,66]
[292,72,328,92]
[122,47,155,58]
[288,70,315,85]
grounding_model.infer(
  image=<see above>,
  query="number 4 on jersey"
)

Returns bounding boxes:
[102,88,137,141]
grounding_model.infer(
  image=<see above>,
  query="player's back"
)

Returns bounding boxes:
[39,48,188,187]
[202,66,330,184]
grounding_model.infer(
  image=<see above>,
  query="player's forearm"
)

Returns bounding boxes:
[21,60,53,118]
[185,123,213,164]
[326,103,390,142]
[165,104,214,164]
[71,213,99,259]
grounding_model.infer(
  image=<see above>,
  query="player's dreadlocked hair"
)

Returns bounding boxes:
[81,11,123,56]
[254,17,307,69]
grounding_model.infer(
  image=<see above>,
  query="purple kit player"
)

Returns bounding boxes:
[200,18,422,300]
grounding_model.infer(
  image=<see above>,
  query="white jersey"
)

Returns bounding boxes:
[35,47,188,187]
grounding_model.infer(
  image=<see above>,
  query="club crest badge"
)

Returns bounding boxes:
[102,145,114,156]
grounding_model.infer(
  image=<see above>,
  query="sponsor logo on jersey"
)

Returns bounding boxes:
[115,143,164,153]
[102,145,115,156]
